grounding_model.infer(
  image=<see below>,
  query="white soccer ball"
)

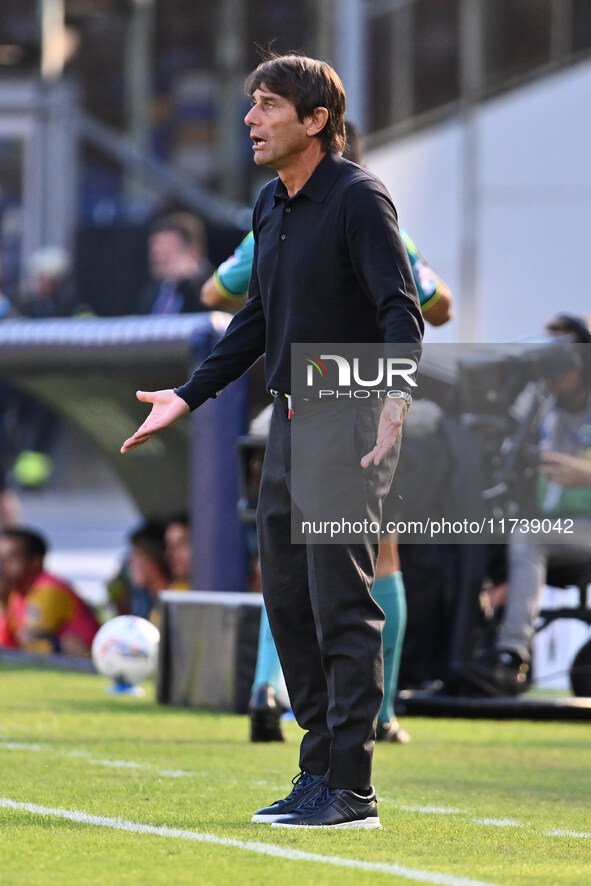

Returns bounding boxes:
[92,615,160,686]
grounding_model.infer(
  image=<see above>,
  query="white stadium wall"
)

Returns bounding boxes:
[367,59,591,345]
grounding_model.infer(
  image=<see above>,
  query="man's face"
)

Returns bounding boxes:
[544,323,585,401]
[244,85,311,170]
[128,544,161,588]
[148,231,186,280]
[164,523,191,582]
[0,538,34,589]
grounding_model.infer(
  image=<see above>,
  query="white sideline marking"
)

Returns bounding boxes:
[387,802,590,839]
[398,805,464,815]
[544,828,591,839]
[2,741,587,844]
[0,797,503,886]
[0,739,193,779]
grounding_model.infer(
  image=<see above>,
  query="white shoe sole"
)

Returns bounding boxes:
[272,817,381,829]
[251,813,284,823]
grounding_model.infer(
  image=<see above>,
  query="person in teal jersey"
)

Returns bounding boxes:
[201,232,255,314]
[201,218,451,327]
[202,120,452,743]
[399,229,451,325]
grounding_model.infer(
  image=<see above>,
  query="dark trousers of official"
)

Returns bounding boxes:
[257,396,398,792]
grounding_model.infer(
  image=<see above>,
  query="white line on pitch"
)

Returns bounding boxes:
[383,801,590,839]
[397,805,464,815]
[544,828,591,838]
[0,797,502,886]
[0,738,193,779]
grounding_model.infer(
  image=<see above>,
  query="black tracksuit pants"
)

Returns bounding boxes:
[257,395,399,792]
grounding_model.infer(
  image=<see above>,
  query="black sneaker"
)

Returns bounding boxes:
[376,720,411,744]
[272,784,381,829]
[251,770,326,823]
[248,683,285,743]
[462,650,531,697]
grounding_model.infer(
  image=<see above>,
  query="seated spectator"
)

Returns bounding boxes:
[0,527,99,656]
[137,212,213,315]
[127,519,171,626]
[105,560,134,618]
[462,313,591,696]
[164,513,192,590]
[15,246,76,318]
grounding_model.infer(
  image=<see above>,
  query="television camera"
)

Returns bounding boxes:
[456,340,587,521]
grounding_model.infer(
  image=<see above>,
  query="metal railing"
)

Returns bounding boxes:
[77,111,251,233]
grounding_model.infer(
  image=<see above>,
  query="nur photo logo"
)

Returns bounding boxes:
[303,352,418,398]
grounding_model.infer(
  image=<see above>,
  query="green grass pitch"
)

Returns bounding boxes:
[0,660,589,886]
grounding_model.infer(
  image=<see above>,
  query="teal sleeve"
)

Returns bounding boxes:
[401,228,439,307]
[215,231,255,297]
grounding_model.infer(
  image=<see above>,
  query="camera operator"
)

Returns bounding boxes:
[463,313,591,696]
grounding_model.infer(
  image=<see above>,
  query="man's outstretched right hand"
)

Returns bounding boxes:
[120,389,190,454]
